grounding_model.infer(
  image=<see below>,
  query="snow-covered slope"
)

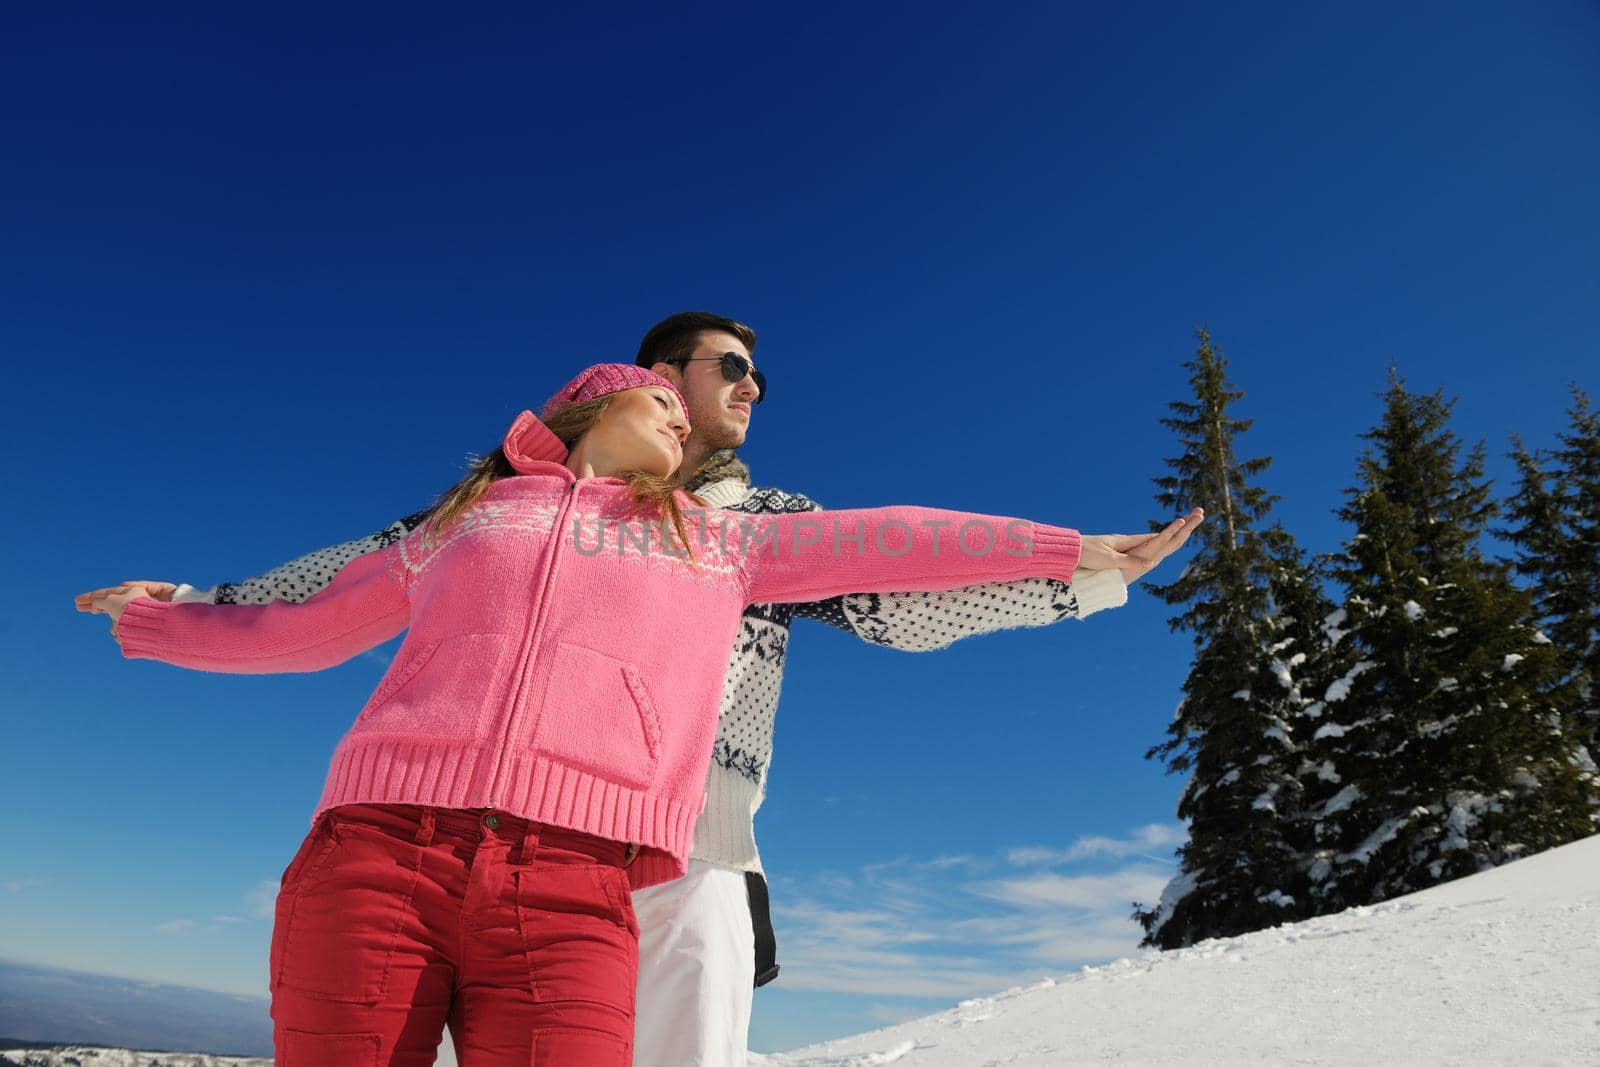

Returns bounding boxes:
[751,834,1600,1067]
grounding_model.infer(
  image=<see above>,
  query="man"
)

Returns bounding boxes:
[623,314,1139,1066]
[81,311,1180,1065]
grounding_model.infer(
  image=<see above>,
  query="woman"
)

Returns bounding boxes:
[84,363,1200,1066]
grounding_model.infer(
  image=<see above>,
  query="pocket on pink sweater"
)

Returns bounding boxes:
[358,639,442,719]
[350,632,514,741]
[532,642,663,789]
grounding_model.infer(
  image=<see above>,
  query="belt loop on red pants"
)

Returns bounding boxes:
[517,821,543,864]
[415,808,437,847]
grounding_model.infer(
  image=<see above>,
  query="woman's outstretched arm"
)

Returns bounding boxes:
[739,508,1199,607]
[732,505,1077,605]
[97,542,410,674]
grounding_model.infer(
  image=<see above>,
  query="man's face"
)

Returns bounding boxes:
[653,330,760,453]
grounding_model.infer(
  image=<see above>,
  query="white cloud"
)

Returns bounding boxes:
[246,879,279,919]
[863,854,986,876]
[975,869,1171,912]
[769,825,1177,1001]
[157,919,196,933]
[1006,824,1186,867]
[768,907,1047,1000]
[4,878,45,893]
[1010,915,1158,966]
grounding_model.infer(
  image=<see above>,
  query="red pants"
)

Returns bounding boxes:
[269,804,638,1066]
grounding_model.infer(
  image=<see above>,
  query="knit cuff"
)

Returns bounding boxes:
[690,766,766,872]
[115,595,174,661]
[1069,568,1128,618]
[1027,524,1082,583]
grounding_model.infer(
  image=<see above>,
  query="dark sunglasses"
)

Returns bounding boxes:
[670,352,767,404]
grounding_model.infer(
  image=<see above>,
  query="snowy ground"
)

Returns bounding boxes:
[7,834,1596,1066]
[750,834,1600,1067]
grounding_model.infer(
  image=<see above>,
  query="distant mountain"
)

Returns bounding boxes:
[0,1042,267,1066]
[0,962,270,1059]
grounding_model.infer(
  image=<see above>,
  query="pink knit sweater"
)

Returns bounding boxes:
[117,455,1082,888]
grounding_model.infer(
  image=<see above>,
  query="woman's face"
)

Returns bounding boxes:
[585,386,692,477]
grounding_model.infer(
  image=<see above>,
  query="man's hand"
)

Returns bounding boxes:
[1079,508,1205,585]
[1082,533,1159,554]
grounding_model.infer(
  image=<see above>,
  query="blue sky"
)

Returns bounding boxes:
[2,1,1597,1054]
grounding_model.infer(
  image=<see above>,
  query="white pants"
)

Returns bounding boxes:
[632,860,755,1067]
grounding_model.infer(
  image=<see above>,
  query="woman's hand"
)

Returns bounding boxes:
[75,581,174,644]
[1080,508,1204,585]
[76,580,178,614]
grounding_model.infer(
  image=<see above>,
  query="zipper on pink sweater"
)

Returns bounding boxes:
[486,478,580,808]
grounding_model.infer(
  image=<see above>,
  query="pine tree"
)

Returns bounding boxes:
[1133,329,1329,947]
[1305,370,1594,911]
[1504,387,1600,787]
[1263,527,1354,883]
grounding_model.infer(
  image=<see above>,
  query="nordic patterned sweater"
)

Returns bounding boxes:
[166,449,1128,875]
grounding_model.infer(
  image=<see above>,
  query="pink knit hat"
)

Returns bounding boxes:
[543,363,690,424]
[501,363,692,475]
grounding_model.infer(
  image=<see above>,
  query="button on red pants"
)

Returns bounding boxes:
[269,804,638,1066]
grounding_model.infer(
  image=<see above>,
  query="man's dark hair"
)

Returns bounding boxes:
[635,311,757,370]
